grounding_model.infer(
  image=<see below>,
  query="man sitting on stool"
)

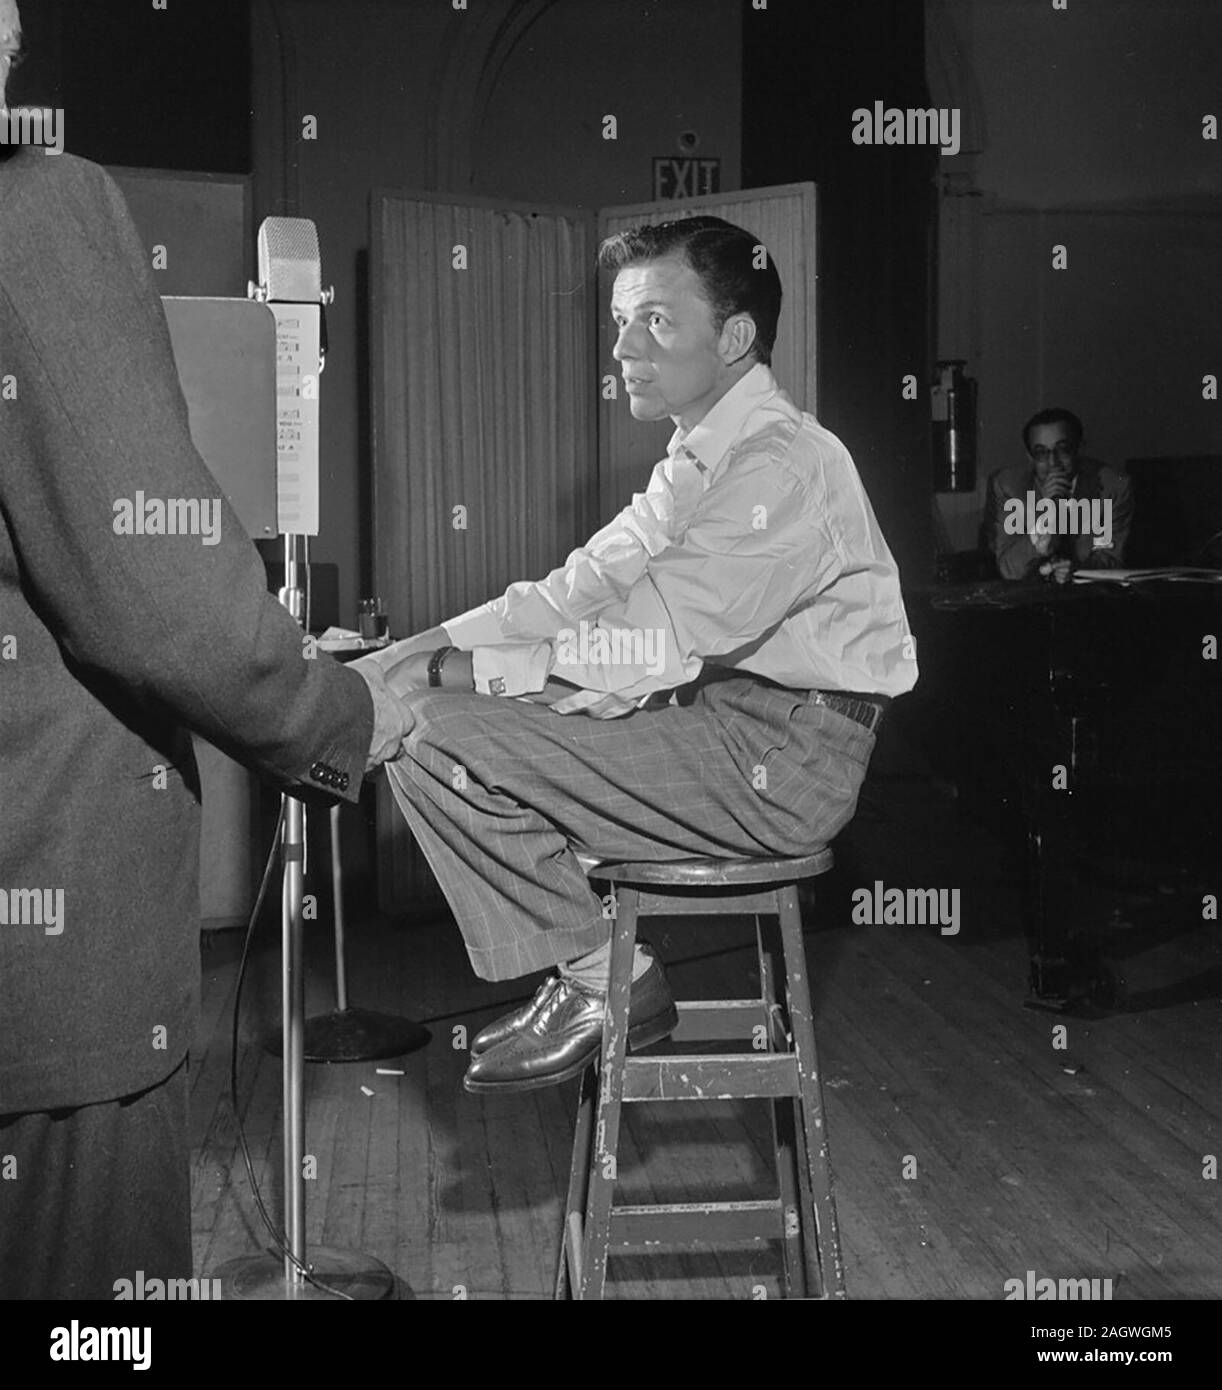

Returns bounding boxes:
[357,216,916,1094]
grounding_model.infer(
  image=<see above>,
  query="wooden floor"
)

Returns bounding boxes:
[190,776,1222,1300]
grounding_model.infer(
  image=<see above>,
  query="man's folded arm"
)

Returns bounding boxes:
[1087,471,1133,566]
[0,165,373,801]
[985,471,1042,580]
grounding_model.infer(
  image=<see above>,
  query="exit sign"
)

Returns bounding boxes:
[652,156,721,200]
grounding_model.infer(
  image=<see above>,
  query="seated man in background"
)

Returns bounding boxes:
[358,215,916,1096]
[984,407,1133,582]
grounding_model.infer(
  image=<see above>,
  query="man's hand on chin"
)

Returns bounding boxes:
[1037,467,1073,502]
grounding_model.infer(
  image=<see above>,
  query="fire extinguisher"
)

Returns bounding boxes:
[932,359,977,492]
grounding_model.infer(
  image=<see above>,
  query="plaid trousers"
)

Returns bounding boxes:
[385,673,876,981]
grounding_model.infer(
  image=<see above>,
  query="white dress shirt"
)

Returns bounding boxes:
[437,363,916,705]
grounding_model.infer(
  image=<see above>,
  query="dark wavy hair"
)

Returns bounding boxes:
[597,214,783,366]
[1022,407,1084,453]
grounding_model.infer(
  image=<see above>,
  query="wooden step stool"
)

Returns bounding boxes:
[555,851,845,1300]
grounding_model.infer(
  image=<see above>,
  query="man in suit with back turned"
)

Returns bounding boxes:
[0,0,409,1299]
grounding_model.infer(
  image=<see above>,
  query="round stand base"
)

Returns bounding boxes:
[214,1246,398,1300]
[263,1007,431,1062]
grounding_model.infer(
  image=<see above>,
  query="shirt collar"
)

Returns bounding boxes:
[667,362,778,478]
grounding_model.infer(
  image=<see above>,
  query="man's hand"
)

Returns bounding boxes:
[384,647,474,694]
[351,659,415,771]
[363,635,636,720]
[1039,558,1074,585]
[369,626,449,697]
[1038,467,1073,502]
[1031,469,1072,564]
[357,629,476,701]
[379,648,434,693]
[549,687,640,719]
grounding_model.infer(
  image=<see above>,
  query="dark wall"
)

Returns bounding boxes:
[248,0,744,626]
[742,0,936,587]
[10,0,250,174]
[14,0,932,594]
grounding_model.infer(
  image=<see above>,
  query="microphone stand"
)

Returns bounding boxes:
[288,805,431,1062]
[219,537,396,1300]
[263,633,430,1065]
[217,232,403,1299]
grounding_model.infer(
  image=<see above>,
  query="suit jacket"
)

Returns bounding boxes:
[0,148,374,1112]
[984,457,1133,580]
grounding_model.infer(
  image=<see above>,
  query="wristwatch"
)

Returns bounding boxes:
[427,646,456,687]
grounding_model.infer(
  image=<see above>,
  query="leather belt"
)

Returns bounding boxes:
[649,671,890,733]
[808,689,889,734]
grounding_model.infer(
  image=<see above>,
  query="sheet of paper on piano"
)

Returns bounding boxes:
[1073,567,1222,584]
[316,626,393,652]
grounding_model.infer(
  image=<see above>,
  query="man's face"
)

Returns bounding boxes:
[1027,421,1079,485]
[611,255,744,431]
[0,1,19,109]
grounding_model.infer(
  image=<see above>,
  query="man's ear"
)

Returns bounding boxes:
[719,312,757,367]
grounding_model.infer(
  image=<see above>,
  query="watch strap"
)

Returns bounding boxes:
[428,645,455,687]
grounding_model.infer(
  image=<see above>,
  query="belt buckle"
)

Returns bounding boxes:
[814,689,881,734]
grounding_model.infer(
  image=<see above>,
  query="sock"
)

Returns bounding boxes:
[560,939,651,989]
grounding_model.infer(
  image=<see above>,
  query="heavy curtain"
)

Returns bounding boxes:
[370,186,814,911]
[372,192,596,908]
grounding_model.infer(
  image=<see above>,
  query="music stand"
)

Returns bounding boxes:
[164,295,402,1299]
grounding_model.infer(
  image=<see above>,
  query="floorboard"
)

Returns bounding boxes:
[191,775,1222,1300]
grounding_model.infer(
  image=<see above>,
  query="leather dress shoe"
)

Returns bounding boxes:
[463,955,677,1094]
[470,973,562,1057]
[469,945,665,1057]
